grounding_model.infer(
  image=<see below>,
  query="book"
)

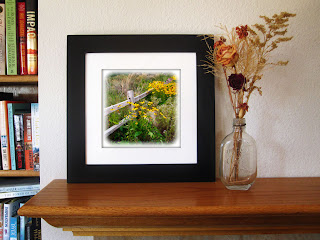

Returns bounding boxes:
[14,115,25,170]
[0,200,5,240]
[5,0,17,75]
[0,101,15,170]
[31,103,39,171]
[0,0,5,75]
[0,190,39,200]
[31,218,41,240]
[23,114,33,170]
[19,203,30,240]
[25,221,31,240]
[1,101,23,170]
[17,0,27,75]
[0,178,40,193]
[26,0,37,75]
[8,103,31,170]
[9,215,19,240]
[3,198,27,240]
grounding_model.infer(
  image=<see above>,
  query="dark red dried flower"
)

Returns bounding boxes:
[236,25,249,39]
[239,102,249,112]
[228,73,245,91]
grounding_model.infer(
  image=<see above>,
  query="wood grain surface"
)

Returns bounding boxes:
[0,170,40,177]
[18,178,320,236]
[0,75,38,84]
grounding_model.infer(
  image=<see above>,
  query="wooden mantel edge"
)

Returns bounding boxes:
[17,178,320,236]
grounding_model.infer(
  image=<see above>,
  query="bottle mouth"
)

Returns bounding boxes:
[233,118,246,126]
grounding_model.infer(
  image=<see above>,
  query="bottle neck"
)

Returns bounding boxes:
[232,118,246,131]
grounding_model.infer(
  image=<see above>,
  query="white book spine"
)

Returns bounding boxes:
[0,190,39,199]
[31,103,40,171]
[0,184,40,193]
[0,102,10,170]
[3,203,11,240]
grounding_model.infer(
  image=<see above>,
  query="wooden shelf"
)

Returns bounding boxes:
[0,170,40,177]
[0,75,38,84]
[18,178,320,237]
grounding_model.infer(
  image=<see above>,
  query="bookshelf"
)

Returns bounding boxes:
[18,178,320,237]
[0,75,38,84]
[0,75,39,175]
[0,170,39,177]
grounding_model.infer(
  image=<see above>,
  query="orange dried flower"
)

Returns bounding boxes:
[216,44,239,66]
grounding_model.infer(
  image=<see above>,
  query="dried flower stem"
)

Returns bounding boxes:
[223,68,236,115]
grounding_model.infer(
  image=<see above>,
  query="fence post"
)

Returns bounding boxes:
[127,90,134,110]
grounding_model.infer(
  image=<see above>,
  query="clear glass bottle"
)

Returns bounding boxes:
[220,118,257,190]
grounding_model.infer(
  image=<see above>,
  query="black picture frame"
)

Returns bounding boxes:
[67,35,215,183]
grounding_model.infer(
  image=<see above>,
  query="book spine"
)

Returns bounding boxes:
[0,190,39,199]
[0,3,6,75]
[0,203,3,240]
[31,103,39,171]
[0,102,11,170]
[31,218,40,240]
[3,203,11,240]
[25,222,31,240]
[5,0,17,75]
[7,104,16,170]
[9,216,18,240]
[13,115,25,170]
[23,114,33,170]
[17,1,27,75]
[19,203,26,240]
[26,0,37,75]
[0,184,40,193]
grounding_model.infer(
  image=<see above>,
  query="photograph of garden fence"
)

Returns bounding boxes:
[103,70,179,147]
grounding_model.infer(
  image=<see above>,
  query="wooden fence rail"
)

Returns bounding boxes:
[104,89,153,137]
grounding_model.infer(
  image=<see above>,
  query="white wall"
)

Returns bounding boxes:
[39,0,320,239]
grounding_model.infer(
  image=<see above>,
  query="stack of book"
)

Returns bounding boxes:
[0,178,41,240]
[0,0,38,76]
[0,102,39,171]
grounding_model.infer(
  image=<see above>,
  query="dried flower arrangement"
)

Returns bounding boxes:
[201,12,296,189]
[202,12,296,118]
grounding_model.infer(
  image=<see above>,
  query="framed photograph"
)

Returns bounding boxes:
[67,35,215,183]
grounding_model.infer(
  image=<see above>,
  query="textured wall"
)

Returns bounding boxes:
[39,0,320,239]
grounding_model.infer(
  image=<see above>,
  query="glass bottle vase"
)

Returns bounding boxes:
[220,118,257,190]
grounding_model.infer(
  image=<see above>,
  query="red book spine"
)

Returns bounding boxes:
[18,1,27,75]
[23,113,33,170]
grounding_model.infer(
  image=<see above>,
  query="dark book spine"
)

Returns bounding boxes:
[23,113,33,170]
[26,221,32,240]
[31,218,41,240]
[17,0,27,75]
[26,0,37,75]
[14,114,25,169]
